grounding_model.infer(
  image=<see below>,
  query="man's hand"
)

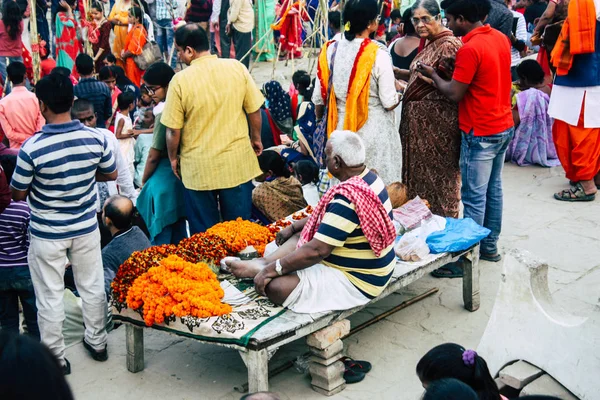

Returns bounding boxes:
[276,226,294,246]
[225,23,232,36]
[254,268,273,297]
[415,62,435,79]
[251,138,263,156]
[211,21,219,31]
[170,157,181,180]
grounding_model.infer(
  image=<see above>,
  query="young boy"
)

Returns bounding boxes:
[115,92,136,178]
[133,107,155,188]
[0,159,40,340]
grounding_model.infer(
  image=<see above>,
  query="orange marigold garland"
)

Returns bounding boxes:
[126,255,232,326]
[111,244,177,304]
[175,233,229,271]
[207,218,276,256]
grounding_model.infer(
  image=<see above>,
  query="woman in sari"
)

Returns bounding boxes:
[312,0,402,184]
[139,62,188,245]
[399,0,462,217]
[109,0,133,68]
[263,80,294,137]
[272,0,305,60]
[55,0,81,76]
[89,1,112,73]
[254,0,277,61]
[121,6,146,87]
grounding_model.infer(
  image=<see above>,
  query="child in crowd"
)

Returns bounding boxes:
[417,343,506,400]
[40,44,56,78]
[103,53,116,67]
[115,91,136,178]
[290,70,311,124]
[0,160,39,340]
[133,107,155,188]
[133,84,154,130]
[424,378,479,400]
[294,160,320,206]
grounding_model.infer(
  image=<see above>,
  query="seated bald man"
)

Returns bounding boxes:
[101,195,151,298]
[227,131,397,313]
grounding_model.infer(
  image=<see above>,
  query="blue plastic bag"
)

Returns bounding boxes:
[425,218,491,254]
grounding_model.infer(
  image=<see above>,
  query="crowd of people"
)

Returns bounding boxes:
[0,0,598,396]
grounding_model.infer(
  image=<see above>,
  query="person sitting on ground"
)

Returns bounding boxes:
[0,332,75,400]
[281,78,318,166]
[0,159,39,340]
[0,62,44,149]
[72,99,138,247]
[417,343,506,400]
[101,195,151,298]
[228,131,396,313]
[40,45,57,78]
[263,80,294,138]
[290,70,311,122]
[423,378,479,400]
[252,150,307,222]
[506,59,559,167]
[293,159,320,206]
[103,53,117,67]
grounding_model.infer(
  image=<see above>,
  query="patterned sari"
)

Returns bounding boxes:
[55,11,81,76]
[124,24,147,87]
[399,30,462,218]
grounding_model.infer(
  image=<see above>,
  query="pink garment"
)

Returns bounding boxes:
[298,175,396,257]
[0,87,45,149]
[0,21,23,56]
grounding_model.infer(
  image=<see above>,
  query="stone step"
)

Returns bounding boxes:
[499,360,544,389]
[520,374,579,399]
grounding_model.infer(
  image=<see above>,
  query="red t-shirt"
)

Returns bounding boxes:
[40,58,57,78]
[453,25,514,136]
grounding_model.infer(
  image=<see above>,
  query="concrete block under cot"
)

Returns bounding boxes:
[520,375,579,399]
[311,383,347,396]
[309,353,343,366]
[309,360,345,381]
[310,339,344,359]
[500,360,544,389]
[306,320,350,350]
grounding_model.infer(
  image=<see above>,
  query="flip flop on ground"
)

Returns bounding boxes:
[554,182,596,202]
[431,263,463,278]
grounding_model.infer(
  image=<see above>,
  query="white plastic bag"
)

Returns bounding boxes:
[395,234,430,262]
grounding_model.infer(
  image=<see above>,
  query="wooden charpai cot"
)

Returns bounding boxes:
[121,246,480,393]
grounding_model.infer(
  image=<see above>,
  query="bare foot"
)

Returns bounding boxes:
[227,258,267,279]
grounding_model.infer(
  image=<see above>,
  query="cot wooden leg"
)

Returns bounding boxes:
[126,324,145,373]
[245,349,269,393]
[463,245,481,312]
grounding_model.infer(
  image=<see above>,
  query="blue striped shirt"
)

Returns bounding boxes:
[10,120,116,240]
[0,201,30,268]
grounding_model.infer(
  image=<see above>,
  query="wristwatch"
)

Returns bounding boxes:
[275,259,284,276]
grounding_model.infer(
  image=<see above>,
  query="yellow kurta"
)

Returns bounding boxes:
[161,55,265,191]
[108,0,132,67]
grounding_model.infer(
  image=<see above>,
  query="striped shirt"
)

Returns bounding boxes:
[314,169,395,299]
[10,120,117,240]
[0,201,30,268]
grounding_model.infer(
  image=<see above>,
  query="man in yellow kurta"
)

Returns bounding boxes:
[161,24,264,234]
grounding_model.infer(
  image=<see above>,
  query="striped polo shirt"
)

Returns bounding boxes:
[0,201,30,268]
[10,120,116,240]
[314,169,395,299]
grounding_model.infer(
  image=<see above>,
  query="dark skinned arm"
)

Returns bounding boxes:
[166,128,182,179]
[11,188,28,202]
[248,109,263,156]
[416,62,469,103]
[141,148,161,185]
[315,104,324,120]
[96,169,118,182]
[533,1,556,36]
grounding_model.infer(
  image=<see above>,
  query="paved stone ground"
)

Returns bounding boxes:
[65,60,600,400]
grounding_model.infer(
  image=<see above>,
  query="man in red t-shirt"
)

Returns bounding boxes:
[416,0,514,267]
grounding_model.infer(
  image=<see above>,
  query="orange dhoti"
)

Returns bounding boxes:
[552,106,600,182]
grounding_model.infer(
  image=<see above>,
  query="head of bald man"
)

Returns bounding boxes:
[102,195,134,235]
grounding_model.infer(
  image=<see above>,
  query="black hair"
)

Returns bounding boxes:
[343,0,379,41]
[117,91,135,111]
[441,0,490,23]
[416,344,500,400]
[98,65,117,81]
[328,10,341,30]
[412,0,441,16]
[91,1,104,13]
[516,60,545,85]
[0,156,16,184]
[51,66,72,78]
[142,61,175,87]
[36,72,74,114]
[129,6,143,23]
[2,1,22,41]
[292,70,312,97]
[0,332,75,400]
[103,195,134,230]
[140,83,149,94]
[7,62,26,85]
[71,98,94,118]
[386,31,398,43]
[424,378,479,400]
[258,150,291,178]
[390,8,401,21]
[402,8,416,34]
[58,0,76,13]
[175,23,209,52]
[111,65,136,89]
[105,53,117,64]
[294,160,319,185]
[75,53,94,76]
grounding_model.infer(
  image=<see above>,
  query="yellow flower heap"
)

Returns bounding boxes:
[126,255,232,326]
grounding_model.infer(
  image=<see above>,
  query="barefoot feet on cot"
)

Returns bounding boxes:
[227,258,267,279]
